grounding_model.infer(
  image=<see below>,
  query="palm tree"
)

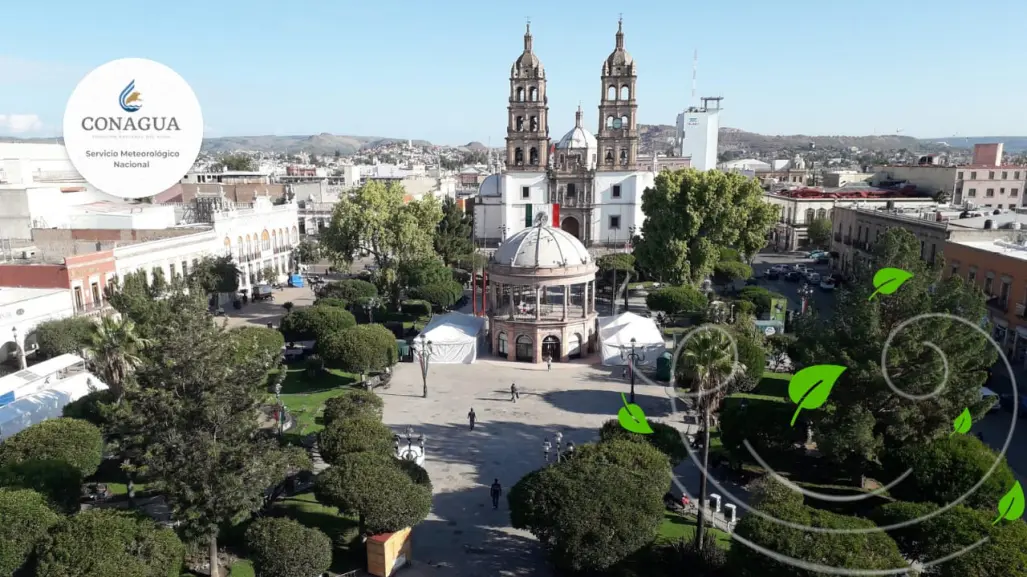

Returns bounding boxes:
[679,327,744,549]
[85,315,151,403]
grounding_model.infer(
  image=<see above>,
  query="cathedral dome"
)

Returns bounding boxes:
[494,217,592,269]
[556,107,597,151]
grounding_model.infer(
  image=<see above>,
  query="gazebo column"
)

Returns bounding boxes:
[535,286,541,320]
[590,280,596,314]
[582,281,589,318]
[508,285,515,320]
[562,285,569,321]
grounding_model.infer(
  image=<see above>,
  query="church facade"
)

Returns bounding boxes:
[474,20,658,249]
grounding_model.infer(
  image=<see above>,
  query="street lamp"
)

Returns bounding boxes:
[620,337,646,404]
[10,327,24,370]
[543,437,552,463]
[414,334,434,398]
[363,297,381,323]
[565,441,575,458]
[797,283,814,315]
[396,426,425,461]
[555,432,564,462]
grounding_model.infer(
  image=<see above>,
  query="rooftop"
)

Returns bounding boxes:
[845,204,1027,231]
[0,287,68,307]
[954,239,1027,261]
[767,186,924,200]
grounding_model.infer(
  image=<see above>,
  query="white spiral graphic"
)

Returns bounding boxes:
[631,310,1018,574]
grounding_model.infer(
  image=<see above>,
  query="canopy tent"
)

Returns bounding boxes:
[0,373,108,440]
[598,312,667,367]
[417,312,487,364]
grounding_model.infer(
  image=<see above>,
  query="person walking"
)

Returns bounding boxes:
[545,355,552,371]
[510,382,519,402]
[490,479,503,509]
[468,408,476,430]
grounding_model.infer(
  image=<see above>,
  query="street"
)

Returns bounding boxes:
[750,251,837,318]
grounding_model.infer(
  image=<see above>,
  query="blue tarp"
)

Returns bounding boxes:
[289,274,304,287]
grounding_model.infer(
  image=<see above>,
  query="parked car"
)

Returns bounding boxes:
[807,250,827,259]
[819,279,836,291]
[785,271,802,282]
[806,272,821,283]
[764,269,780,280]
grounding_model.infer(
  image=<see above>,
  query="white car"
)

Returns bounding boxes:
[806,272,821,283]
[819,279,836,291]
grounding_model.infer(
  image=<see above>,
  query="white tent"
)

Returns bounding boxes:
[0,373,109,440]
[417,312,487,364]
[599,312,667,367]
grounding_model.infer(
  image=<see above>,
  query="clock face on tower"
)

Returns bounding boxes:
[612,118,622,129]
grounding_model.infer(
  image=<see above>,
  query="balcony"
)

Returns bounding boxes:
[74,301,113,318]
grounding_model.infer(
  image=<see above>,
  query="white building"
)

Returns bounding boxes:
[473,22,656,248]
[113,229,217,287]
[676,97,722,172]
[0,287,75,368]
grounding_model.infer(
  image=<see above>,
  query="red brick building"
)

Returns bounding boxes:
[0,250,117,316]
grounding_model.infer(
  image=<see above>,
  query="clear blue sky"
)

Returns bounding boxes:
[2,0,1024,144]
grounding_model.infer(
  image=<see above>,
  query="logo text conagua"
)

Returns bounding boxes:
[80,117,181,131]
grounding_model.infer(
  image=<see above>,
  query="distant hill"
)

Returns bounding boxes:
[921,136,1027,152]
[636,125,931,155]
[198,133,432,155]
[465,141,488,151]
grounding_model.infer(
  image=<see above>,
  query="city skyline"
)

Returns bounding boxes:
[2,0,1024,144]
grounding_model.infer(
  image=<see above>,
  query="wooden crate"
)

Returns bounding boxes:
[366,527,412,577]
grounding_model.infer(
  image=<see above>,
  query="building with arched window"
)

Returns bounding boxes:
[474,20,658,249]
[487,214,598,363]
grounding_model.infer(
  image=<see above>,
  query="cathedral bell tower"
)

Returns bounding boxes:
[506,22,550,171]
[596,18,638,171]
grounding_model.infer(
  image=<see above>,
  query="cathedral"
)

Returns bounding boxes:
[473,20,658,248]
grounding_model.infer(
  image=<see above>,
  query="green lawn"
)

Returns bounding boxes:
[751,372,791,398]
[271,368,359,439]
[228,560,255,577]
[272,492,363,572]
[657,511,732,550]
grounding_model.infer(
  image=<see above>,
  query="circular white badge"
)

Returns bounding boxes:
[63,58,203,199]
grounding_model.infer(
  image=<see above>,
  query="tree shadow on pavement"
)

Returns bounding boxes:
[539,388,674,418]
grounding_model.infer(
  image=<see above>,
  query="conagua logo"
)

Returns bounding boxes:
[80,79,180,132]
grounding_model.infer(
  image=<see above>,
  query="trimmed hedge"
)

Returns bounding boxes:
[33,317,95,360]
[279,305,356,342]
[645,285,707,315]
[598,420,688,464]
[245,517,332,577]
[399,258,451,289]
[229,326,285,364]
[712,260,752,283]
[411,280,464,309]
[319,279,378,302]
[314,297,348,309]
[0,459,83,514]
[322,390,385,426]
[317,324,397,375]
[737,286,787,316]
[401,299,432,318]
[318,417,395,465]
[0,417,104,477]
[0,488,61,576]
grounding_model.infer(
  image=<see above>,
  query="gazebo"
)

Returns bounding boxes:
[487,214,599,362]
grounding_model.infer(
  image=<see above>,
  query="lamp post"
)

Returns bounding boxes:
[363,297,380,324]
[10,327,25,370]
[798,283,814,315]
[274,381,283,436]
[555,432,563,462]
[621,337,646,404]
[565,441,575,458]
[543,437,552,463]
[396,426,425,461]
[415,334,433,398]
[499,224,507,245]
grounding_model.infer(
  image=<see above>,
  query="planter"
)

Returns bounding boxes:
[366,527,412,577]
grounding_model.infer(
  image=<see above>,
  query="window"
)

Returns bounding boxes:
[968,268,976,283]
[951,264,959,276]
[920,240,925,258]
[497,332,507,355]
[515,116,524,131]
[169,262,176,278]
[958,171,964,179]
[521,186,530,199]
[1017,171,1022,179]
[984,276,993,296]
[1013,188,1019,197]
[566,183,576,197]
[1003,171,1008,179]
[989,171,996,179]
[1001,280,1011,307]
[182,260,189,275]
[929,244,936,264]
[968,188,977,197]
[609,215,621,229]
[73,286,83,309]
[90,282,101,305]
[805,209,815,223]
[612,185,621,198]
[971,171,977,179]
[1001,188,1006,195]
[987,188,995,197]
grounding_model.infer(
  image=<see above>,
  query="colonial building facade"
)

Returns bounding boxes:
[474,20,656,248]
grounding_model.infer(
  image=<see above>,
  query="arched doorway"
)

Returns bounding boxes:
[542,336,560,362]
[561,216,581,240]
[515,335,533,362]
[568,333,582,359]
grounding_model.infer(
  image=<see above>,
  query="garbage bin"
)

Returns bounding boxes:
[396,339,411,363]
[656,351,673,382]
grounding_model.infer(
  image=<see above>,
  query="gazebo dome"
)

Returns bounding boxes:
[494,216,592,269]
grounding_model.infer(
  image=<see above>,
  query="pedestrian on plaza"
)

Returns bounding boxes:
[621,367,628,380]
[510,382,519,402]
[545,355,552,371]
[490,479,503,509]
[468,408,476,430]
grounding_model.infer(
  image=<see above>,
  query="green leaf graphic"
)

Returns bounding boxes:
[787,365,847,427]
[951,407,972,436]
[868,267,914,301]
[617,393,654,435]
[992,481,1025,525]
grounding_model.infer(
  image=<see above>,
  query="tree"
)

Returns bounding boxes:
[293,239,321,265]
[807,217,832,248]
[598,419,688,464]
[410,280,463,309]
[244,517,332,577]
[0,460,83,514]
[597,253,636,310]
[0,488,61,576]
[712,260,752,284]
[719,398,804,466]
[508,440,669,572]
[318,417,395,465]
[322,390,385,426]
[678,327,743,548]
[398,257,451,290]
[633,169,777,284]
[792,228,995,466]
[737,286,786,317]
[278,305,356,342]
[213,154,254,172]
[317,324,398,378]
[321,180,442,304]
[880,434,1016,511]
[0,417,104,478]
[260,266,277,284]
[314,452,432,536]
[318,279,378,302]
[730,318,766,393]
[434,197,474,266]
[113,293,297,577]
[34,509,184,577]
[229,326,286,366]
[105,272,207,340]
[872,501,1027,577]
[84,315,150,403]
[188,255,241,297]
[645,285,707,316]
[32,316,95,360]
